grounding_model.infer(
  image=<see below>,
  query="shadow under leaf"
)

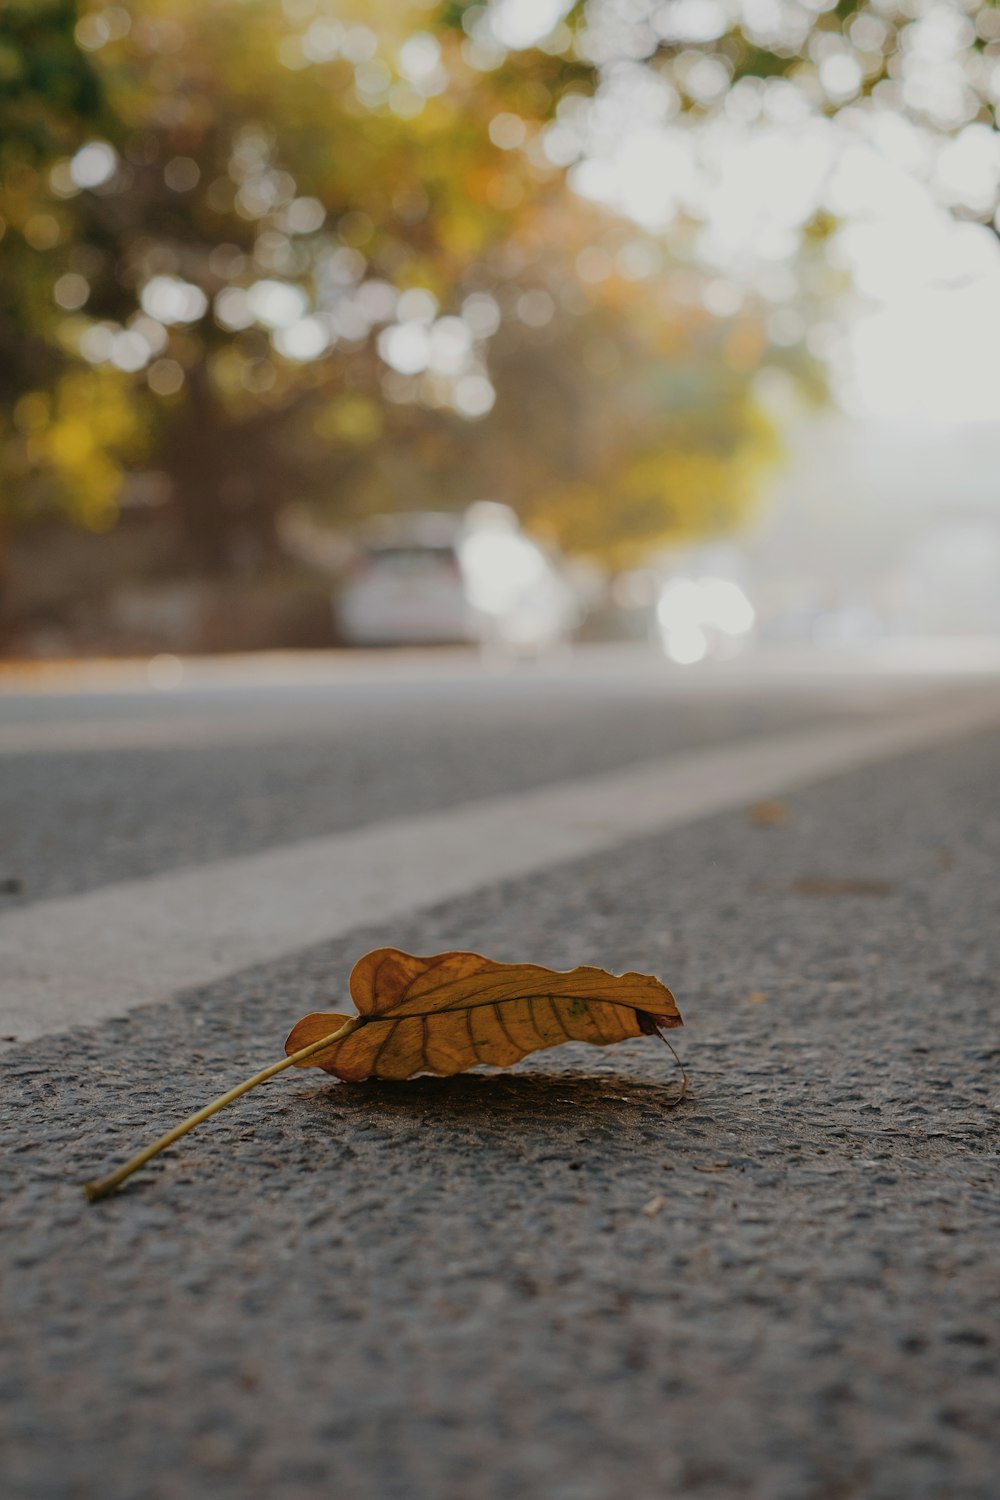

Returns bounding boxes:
[300,1067,689,1132]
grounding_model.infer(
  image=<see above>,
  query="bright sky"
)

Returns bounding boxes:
[848,267,1000,423]
[552,41,1000,426]
[825,122,1000,422]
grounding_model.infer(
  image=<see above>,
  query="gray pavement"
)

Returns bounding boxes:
[0,651,875,908]
[1,653,999,1500]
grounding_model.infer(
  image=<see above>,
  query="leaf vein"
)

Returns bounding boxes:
[492,1001,519,1054]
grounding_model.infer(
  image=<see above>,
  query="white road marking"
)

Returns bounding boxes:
[2,693,997,1043]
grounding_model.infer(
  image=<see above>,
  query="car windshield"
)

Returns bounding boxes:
[367,546,457,572]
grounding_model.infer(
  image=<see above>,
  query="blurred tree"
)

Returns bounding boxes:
[6,0,992,600]
[3,0,593,564]
[0,0,103,390]
[0,0,141,544]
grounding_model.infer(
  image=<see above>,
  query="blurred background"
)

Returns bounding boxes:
[2,0,999,664]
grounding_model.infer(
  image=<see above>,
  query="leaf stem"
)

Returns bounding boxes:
[657,1032,690,1107]
[83,1015,366,1202]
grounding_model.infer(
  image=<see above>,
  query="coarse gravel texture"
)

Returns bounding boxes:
[0,685,840,909]
[2,729,999,1500]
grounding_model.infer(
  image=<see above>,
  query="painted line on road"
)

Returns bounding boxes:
[2,693,998,1044]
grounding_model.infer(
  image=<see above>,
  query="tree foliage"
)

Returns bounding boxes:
[3,0,993,578]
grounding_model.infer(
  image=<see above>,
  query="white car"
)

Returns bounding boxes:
[337,508,578,651]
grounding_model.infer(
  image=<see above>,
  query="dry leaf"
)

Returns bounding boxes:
[285,947,682,1082]
[748,799,791,825]
[791,876,894,897]
[85,947,683,1201]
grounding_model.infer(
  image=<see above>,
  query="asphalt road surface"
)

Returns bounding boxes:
[2,644,999,1500]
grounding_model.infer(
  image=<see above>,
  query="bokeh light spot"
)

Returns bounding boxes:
[70,142,118,190]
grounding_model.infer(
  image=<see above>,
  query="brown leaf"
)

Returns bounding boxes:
[85,950,684,1200]
[285,947,682,1082]
[748,799,791,825]
[791,877,894,897]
